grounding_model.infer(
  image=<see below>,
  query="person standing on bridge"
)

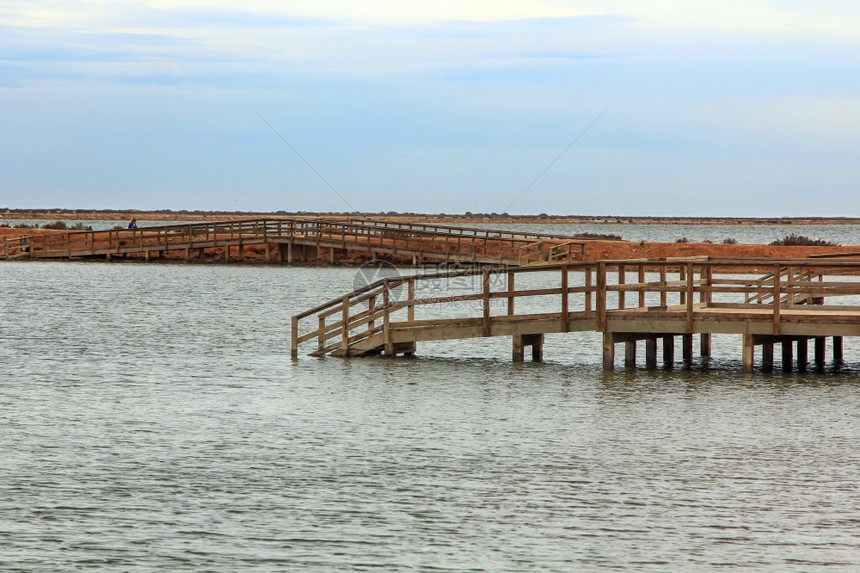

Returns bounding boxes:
[128,218,138,229]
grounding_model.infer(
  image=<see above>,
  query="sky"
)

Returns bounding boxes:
[1,1,859,216]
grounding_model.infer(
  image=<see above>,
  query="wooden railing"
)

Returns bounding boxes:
[745,266,823,305]
[1,217,595,264]
[291,257,860,358]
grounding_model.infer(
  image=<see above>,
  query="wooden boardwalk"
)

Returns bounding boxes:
[291,257,860,372]
[0,218,592,266]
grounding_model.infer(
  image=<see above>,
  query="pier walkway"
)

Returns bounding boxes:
[0,218,591,266]
[291,257,860,372]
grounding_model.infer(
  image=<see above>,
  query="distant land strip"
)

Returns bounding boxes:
[2,209,859,226]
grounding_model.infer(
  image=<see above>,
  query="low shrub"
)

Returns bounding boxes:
[41,221,68,230]
[675,237,689,243]
[722,237,738,244]
[769,234,837,247]
[574,232,622,240]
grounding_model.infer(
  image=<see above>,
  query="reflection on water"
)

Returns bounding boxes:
[1,262,858,571]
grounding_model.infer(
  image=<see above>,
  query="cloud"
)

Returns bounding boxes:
[2,1,859,215]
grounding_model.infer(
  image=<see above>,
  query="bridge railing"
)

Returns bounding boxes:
[4,217,592,263]
[291,257,860,357]
[346,218,601,242]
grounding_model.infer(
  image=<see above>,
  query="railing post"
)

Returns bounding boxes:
[618,265,626,310]
[659,264,667,307]
[341,295,350,356]
[408,280,415,323]
[686,261,695,333]
[383,280,393,355]
[291,316,299,359]
[318,315,326,354]
[597,262,607,332]
[773,264,781,335]
[585,266,593,312]
[561,266,569,332]
[679,264,687,305]
[482,270,491,337]
[786,265,794,305]
[638,265,646,308]
[368,295,376,333]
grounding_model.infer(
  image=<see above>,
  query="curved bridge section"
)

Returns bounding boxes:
[1,218,592,266]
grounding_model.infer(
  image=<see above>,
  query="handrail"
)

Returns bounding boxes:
[1,217,597,263]
[291,257,860,358]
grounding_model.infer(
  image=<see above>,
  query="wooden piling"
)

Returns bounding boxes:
[645,337,657,368]
[762,342,774,372]
[682,334,693,363]
[742,334,754,373]
[625,340,636,368]
[833,336,844,363]
[797,338,808,371]
[602,332,615,369]
[663,335,674,365]
[700,334,711,357]
[782,340,793,371]
[814,337,825,368]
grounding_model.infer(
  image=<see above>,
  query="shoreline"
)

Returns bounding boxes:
[2,209,860,226]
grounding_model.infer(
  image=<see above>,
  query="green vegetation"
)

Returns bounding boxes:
[769,234,837,247]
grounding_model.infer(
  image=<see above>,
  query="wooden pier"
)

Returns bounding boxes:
[0,218,591,266]
[291,257,860,372]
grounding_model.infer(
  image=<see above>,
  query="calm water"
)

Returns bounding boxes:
[2,261,859,571]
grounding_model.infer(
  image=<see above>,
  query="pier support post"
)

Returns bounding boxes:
[833,336,844,363]
[663,335,674,366]
[513,336,524,362]
[797,338,808,371]
[700,334,711,357]
[513,334,544,363]
[224,247,230,263]
[814,337,826,369]
[742,334,755,373]
[185,248,190,263]
[762,342,774,372]
[624,341,636,368]
[682,334,693,363]
[265,244,271,263]
[238,244,244,261]
[645,337,657,368]
[531,335,544,362]
[782,339,793,371]
[145,250,150,262]
[602,333,615,370]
